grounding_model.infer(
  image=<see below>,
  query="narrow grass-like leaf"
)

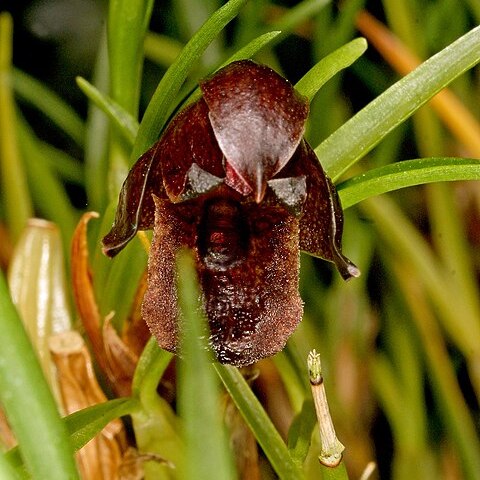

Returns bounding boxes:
[363,197,480,360]
[215,364,305,480]
[426,183,480,334]
[132,337,174,400]
[108,0,154,116]
[356,11,480,156]
[392,263,480,480]
[128,320,180,479]
[273,351,308,412]
[269,0,331,45]
[84,31,110,213]
[371,354,403,440]
[65,397,139,451]
[0,453,19,479]
[0,271,79,480]
[177,250,236,480]
[5,397,139,473]
[466,0,480,23]
[38,142,84,185]
[131,0,247,161]
[371,316,430,477]
[183,30,282,108]
[315,25,480,180]
[17,117,79,244]
[0,13,33,242]
[295,38,367,101]
[287,398,316,465]
[319,0,365,55]
[173,0,224,68]
[319,462,350,480]
[338,157,480,209]
[226,30,282,64]
[13,68,85,147]
[144,32,184,67]
[76,76,139,145]
[130,341,181,480]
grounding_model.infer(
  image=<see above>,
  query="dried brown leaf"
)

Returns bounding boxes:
[71,212,141,394]
[103,314,138,397]
[71,212,106,367]
[49,331,127,480]
[0,222,13,270]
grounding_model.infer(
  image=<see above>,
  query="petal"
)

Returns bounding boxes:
[282,140,360,280]
[103,98,225,257]
[102,142,165,257]
[142,194,303,367]
[267,176,307,215]
[141,196,200,354]
[197,202,303,367]
[200,60,309,201]
[160,99,225,201]
[177,163,223,202]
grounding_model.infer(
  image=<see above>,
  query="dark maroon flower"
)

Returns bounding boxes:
[102,60,359,367]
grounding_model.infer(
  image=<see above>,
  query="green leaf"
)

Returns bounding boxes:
[315,25,480,181]
[319,462,350,480]
[65,398,139,451]
[108,0,154,116]
[287,398,316,465]
[0,271,79,480]
[0,453,20,480]
[364,197,480,356]
[131,0,247,161]
[338,157,480,209]
[37,142,84,185]
[76,76,139,145]
[84,31,111,213]
[5,397,139,473]
[16,117,79,246]
[176,250,236,480]
[269,0,331,45]
[173,0,224,68]
[13,68,85,147]
[0,13,33,242]
[215,364,305,480]
[132,337,174,400]
[225,30,282,64]
[295,38,367,101]
[144,32,184,67]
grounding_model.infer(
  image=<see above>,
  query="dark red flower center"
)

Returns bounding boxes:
[198,198,248,271]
